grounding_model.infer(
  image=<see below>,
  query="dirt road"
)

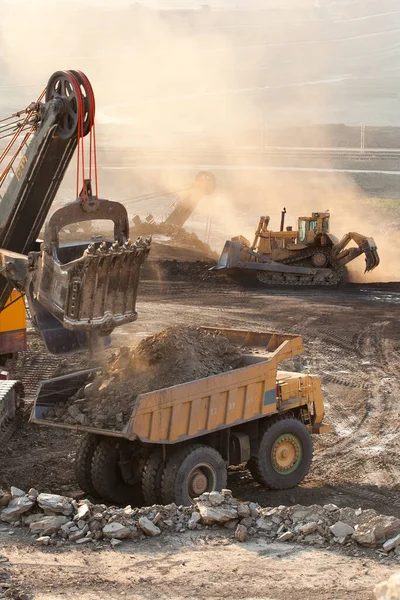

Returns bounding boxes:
[3,274,399,518]
[1,272,400,599]
[1,529,397,600]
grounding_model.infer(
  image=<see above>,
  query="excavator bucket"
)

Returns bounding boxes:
[25,192,151,351]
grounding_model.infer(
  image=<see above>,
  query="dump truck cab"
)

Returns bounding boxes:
[297,212,330,245]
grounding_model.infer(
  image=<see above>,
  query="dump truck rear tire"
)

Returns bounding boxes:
[142,449,165,505]
[161,444,227,506]
[75,434,99,497]
[248,416,313,489]
[91,437,142,506]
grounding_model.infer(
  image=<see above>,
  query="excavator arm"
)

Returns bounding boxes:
[0,70,151,355]
[162,171,216,227]
[332,232,380,273]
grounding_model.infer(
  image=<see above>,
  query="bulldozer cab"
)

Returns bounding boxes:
[297,212,330,244]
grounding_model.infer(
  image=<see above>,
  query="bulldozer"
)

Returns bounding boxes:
[214,209,379,286]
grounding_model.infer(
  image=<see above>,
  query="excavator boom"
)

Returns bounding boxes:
[0,70,151,355]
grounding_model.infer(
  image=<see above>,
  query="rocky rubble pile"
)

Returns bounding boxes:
[1,486,400,558]
[43,326,244,431]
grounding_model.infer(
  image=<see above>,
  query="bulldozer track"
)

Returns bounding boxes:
[256,248,344,287]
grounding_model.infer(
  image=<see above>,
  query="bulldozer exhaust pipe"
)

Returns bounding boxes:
[280,207,286,232]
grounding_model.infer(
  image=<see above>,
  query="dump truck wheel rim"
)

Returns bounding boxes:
[271,434,302,475]
[187,463,216,498]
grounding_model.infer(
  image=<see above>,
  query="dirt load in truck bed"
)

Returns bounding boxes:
[44,326,245,430]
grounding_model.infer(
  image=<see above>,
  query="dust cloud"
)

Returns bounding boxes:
[0,2,398,282]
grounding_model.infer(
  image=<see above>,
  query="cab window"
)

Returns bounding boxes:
[322,219,329,232]
[298,220,306,242]
[309,220,318,231]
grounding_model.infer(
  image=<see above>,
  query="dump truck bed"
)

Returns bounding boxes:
[31,327,315,443]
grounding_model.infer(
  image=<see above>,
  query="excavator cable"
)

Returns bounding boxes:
[0,88,46,187]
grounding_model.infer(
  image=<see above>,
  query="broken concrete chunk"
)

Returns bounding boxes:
[383,534,400,553]
[323,504,339,513]
[23,514,45,526]
[300,522,319,536]
[102,522,130,539]
[353,516,400,547]
[249,503,259,519]
[37,494,73,516]
[138,517,161,537]
[240,517,253,528]
[237,504,251,519]
[187,511,201,530]
[76,537,93,545]
[1,496,34,521]
[208,492,225,506]
[35,536,51,546]
[224,519,239,530]
[69,529,86,542]
[10,487,25,498]
[0,493,11,507]
[110,538,122,547]
[329,521,355,538]
[235,524,248,542]
[30,516,69,536]
[198,504,238,525]
[67,404,87,425]
[255,518,272,531]
[75,504,90,521]
[276,531,293,542]
[27,489,39,500]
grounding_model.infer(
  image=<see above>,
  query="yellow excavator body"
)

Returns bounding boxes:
[0,290,26,357]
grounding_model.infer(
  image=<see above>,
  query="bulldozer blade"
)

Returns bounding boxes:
[213,241,320,276]
[212,240,242,270]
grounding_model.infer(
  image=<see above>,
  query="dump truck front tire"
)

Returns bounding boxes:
[75,434,99,497]
[142,449,165,505]
[248,416,313,489]
[161,444,227,506]
[91,437,143,506]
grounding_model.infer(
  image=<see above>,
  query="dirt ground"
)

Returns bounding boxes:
[1,529,397,600]
[2,266,400,598]
[3,273,400,514]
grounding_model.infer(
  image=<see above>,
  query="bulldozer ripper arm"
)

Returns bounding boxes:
[332,232,380,273]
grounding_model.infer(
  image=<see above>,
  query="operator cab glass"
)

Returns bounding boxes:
[322,218,329,233]
[298,219,307,243]
[309,220,318,232]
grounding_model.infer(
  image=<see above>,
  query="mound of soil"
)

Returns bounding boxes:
[44,326,245,431]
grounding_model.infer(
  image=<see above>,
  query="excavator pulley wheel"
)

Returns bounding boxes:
[45,70,94,140]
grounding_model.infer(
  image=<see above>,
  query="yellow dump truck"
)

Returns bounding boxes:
[31,327,331,506]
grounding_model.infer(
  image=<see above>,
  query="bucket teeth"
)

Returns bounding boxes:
[111,241,120,253]
[86,243,96,255]
[98,242,108,253]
